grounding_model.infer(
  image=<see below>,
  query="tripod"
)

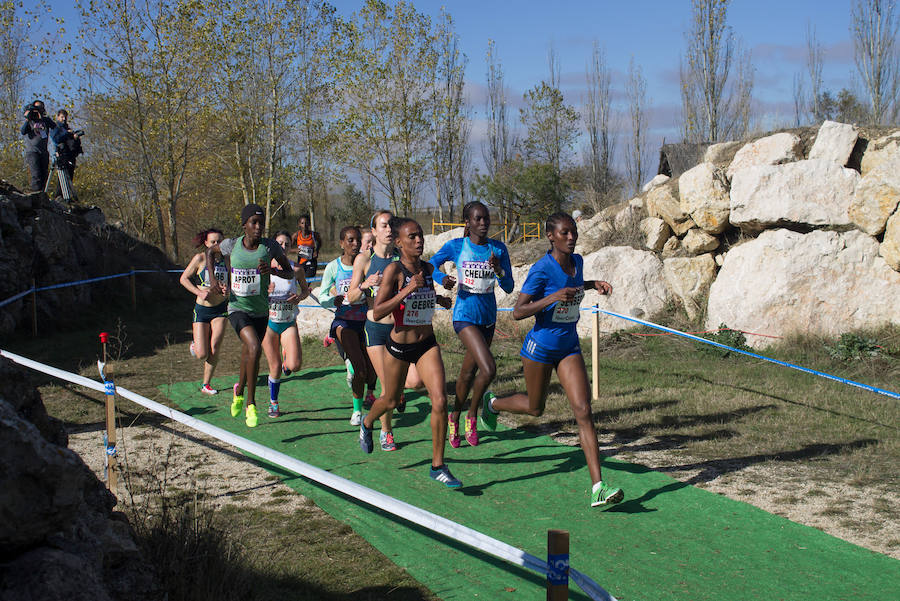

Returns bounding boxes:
[44,159,77,203]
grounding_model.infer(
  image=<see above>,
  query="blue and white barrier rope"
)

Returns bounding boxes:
[0,348,615,601]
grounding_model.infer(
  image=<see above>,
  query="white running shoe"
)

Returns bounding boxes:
[350,410,361,426]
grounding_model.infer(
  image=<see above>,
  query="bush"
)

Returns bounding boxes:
[695,323,751,357]
[825,333,882,361]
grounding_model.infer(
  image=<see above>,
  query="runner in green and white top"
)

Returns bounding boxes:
[206,204,304,428]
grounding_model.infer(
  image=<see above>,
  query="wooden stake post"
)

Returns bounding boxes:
[547,529,570,600]
[591,303,600,401]
[99,332,118,496]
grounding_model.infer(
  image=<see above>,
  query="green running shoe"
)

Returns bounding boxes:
[480,391,498,431]
[245,404,258,428]
[590,482,623,507]
[230,385,244,418]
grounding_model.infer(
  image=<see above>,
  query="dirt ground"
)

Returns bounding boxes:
[69,413,899,562]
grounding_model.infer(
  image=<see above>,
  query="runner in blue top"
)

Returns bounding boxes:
[429,201,514,448]
[481,212,623,508]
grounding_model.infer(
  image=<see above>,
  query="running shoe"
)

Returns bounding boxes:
[359,416,373,453]
[345,358,354,389]
[590,482,624,507]
[448,412,461,448]
[364,391,376,410]
[397,392,407,413]
[267,402,281,418]
[323,335,335,347]
[380,430,397,451]
[465,415,479,446]
[200,384,217,395]
[350,410,361,426]
[189,342,196,357]
[429,464,462,488]
[281,363,291,377]
[480,391,498,431]
[230,384,243,418]
[245,404,258,428]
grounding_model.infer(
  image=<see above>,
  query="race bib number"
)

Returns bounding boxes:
[269,300,295,323]
[298,245,313,260]
[552,287,584,323]
[458,260,495,294]
[231,268,260,297]
[213,264,228,284]
[402,288,436,325]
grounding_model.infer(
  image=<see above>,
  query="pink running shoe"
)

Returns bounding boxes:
[364,391,376,409]
[200,384,217,395]
[465,415,479,446]
[448,412,461,448]
[323,335,335,347]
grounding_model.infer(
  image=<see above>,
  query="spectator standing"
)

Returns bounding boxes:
[294,214,322,279]
[20,100,56,192]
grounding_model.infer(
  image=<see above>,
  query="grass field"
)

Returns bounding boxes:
[5,281,899,599]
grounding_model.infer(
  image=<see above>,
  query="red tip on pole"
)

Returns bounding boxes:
[99,332,109,343]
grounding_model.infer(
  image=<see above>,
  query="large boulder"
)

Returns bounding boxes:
[664,254,717,320]
[880,210,900,271]
[641,174,670,193]
[678,162,731,234]
[706,229,900,347]
[423,226,464,257]
[645,183,694,235]
[577,246,669,336]
[703,140,743,168]
[682,228,720,255]
[848,162,900,235]
[808,120,858,166]
[860,131,900,175]
[726,132,802,179]
[730,160,859,232]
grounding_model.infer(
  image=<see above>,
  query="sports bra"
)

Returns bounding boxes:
[392,262,436,327]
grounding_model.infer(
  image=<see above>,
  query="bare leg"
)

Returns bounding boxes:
[491,356,553,416]
[405,363,424,389]
[280,326,302,373]
[237,326,262,407]
[363,350,409,428]
[414,345,448,468]
[365,345,393,433]
[262,327,281,382]
[338,326,367,399]
[204,317,226,387]
[455,326,496,419]
[556,353,603,485]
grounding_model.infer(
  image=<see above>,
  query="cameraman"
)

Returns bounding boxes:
[50,110,83,185]
[20,100,56,192]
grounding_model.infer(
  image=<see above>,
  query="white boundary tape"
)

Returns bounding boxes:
[0,348,615,601]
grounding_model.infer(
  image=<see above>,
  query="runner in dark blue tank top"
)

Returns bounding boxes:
[482,212,623,508]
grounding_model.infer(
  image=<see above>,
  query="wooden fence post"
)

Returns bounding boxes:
[592,303,600,402]
[547,529,569,600]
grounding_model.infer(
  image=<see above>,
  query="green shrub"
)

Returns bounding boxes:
[825,333,882,361]
[695,323,751,357]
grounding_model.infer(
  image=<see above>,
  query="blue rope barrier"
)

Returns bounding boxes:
[592,307,900,401]
[0,288,36,309]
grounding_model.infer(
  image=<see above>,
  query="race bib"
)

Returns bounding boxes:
[268,300,295,323]
[458,260,495,294]
[298,245,313,260]
[231,268,260,297]
[402,288,436,325]
[552,287,584,323]
[213,264,228,284]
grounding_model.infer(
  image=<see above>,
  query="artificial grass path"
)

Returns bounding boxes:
[166,367,899,601]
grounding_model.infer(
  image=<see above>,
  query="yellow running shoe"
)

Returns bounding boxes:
[245,404,258,428]
[231,383,243,418]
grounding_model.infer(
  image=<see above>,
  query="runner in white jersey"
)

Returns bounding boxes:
[261,231,306,418]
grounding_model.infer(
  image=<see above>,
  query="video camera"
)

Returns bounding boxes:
[24,107,42,121]
[73,129,86,137]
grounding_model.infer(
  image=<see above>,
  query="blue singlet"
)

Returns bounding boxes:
[519,251,586,353]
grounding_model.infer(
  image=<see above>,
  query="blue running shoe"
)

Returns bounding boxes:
[359,415,373,454]
[429,464,462,488]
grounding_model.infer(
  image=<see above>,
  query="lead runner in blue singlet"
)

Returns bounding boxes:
[481,212,624,508]
[429,201,514,449]
[358,217,462,488]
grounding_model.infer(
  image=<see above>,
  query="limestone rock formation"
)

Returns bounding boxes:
[848,162,900,235]
[706,229,900,347]
[0,359,162,601]
[682,229,720,255]
[730,160,859,232]
[423,226,464,257]
[678,162,731,234]
[641,174,670,192]
[726,132,802,179]
[664,254,717,320]
[808,120,858,166]
[639,217,670,251]
[860,131,900,175]
[703,140,742,168]
[645,183,694,235]
[880,210,900,271]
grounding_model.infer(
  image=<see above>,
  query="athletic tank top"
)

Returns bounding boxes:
[198,258,228,289]
[268,262,298,323]
[392,263,436,327]
[227,236,272,316]
[334,258,367,321]
[367,248,399,298]
[296,231,316,264]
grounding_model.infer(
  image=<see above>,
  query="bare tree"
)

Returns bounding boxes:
[625,57,648,195]
[851,0,899,124]
[792,72,806,127]
[680,0,754,142]
[481,39,517,235]
[582,40,616,212]
[806,22,824,122]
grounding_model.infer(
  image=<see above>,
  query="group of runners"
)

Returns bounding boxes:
[179,201,624,508]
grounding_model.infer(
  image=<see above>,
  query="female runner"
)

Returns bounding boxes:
[179,228,228,395]
[481,212,623,507]
[261,230,308,418]
[429,201,514,447]
[207,204,305,428]
[319,226,380,438]
[358,217,460,488]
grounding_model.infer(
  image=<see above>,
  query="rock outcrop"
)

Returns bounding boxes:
[0,358,163,601]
